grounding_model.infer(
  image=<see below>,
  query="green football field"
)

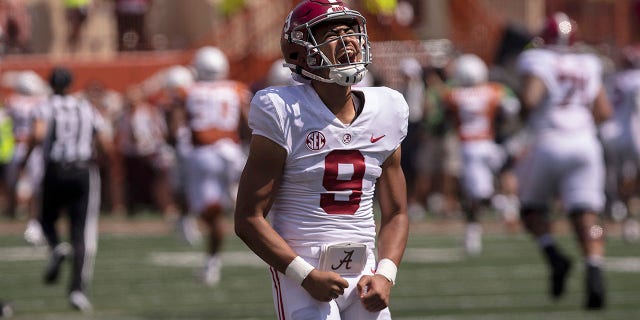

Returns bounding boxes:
[1,215,640,319]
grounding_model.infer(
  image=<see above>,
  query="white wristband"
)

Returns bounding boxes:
[285,256,315,285]
[375,258,397,285]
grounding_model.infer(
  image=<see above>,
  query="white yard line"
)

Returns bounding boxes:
[3,245,640,274]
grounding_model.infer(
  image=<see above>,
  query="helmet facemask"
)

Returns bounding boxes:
[286,10,371,86]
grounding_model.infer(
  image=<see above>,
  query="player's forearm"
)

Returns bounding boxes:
[235,215,298,273]
[592,88,612,125]
[376,150,409,265]
[519,75,546,116]
[376,211,409,265]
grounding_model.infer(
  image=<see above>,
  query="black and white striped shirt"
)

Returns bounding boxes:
[35,95,109,164]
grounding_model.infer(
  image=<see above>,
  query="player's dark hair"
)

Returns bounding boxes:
[49,66,73,95]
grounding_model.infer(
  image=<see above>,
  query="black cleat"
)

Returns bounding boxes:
[44,243,71,284]
[585,265,606,310]
[550,254,572,299]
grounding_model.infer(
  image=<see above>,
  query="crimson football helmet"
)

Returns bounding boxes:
[539,12,577,46]
[281,0,371,86]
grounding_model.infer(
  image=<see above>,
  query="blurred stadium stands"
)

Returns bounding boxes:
[0,0,638,94]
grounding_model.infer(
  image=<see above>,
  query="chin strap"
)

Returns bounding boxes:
[284,62,368,86]
[284,62,335,84]
[330,65,367,86]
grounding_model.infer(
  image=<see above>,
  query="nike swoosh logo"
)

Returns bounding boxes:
[370,134,386,143]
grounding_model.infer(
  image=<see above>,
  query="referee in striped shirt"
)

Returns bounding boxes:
[21,66,116,313]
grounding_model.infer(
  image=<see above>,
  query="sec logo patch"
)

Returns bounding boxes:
[306,131,326,151]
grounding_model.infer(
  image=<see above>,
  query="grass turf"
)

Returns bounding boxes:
[1,215,639,319]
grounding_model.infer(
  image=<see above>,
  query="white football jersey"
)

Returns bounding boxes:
[117,104,167,156]
[517,48,603,135]
[5,94,45,141]
[250,84,409,248]
[444,82,518,142]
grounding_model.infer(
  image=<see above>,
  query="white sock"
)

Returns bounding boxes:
[206,254,221,268]
[586,255,604,268]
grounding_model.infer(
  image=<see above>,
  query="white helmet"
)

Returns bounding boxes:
[266,59,293,86]
[399,57,423,79]
[452,54,488,87]
[165,65,194,90]
[15,71,47,96]
[192,46,229,81]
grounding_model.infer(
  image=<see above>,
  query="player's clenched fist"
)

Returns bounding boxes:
[357,275,393,312]
[302,270,349,302]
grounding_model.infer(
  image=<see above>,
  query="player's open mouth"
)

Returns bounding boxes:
[337,48,357,64]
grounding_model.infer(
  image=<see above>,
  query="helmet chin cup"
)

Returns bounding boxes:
[329,65,368,86]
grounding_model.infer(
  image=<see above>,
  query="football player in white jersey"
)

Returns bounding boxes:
[515,12,612,310]
[179,46,251,286]
[4,71,48,246]
[601,46,640,243]
[443,54,521,256]
[234,1,409,319]
[159,65,203,246]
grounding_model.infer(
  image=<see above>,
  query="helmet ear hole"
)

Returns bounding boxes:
[307,56,315,66]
